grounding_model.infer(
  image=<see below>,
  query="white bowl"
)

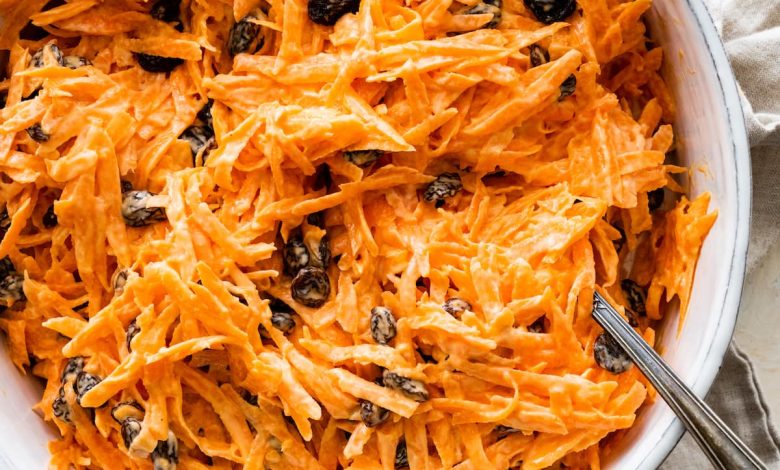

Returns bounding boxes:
[0,0,751,467]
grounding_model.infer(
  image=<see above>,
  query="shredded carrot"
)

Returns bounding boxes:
[0,0,716,469]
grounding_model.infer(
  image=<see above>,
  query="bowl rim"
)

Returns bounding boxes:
[638,0,752,468]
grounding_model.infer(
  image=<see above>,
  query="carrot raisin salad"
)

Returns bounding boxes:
[0,0,716,468]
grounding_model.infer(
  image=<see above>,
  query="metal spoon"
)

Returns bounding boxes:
[592,291,767,470]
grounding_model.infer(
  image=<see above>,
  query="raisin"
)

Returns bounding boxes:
[120,180,134,193]
[151,431,179,470]
[150,0,181,23]
[291,266,331,307]
[309,235,331,269]
[26,123,50,142]
[442,298,471,318]
[529,44,549,67]
[559,74,576,100]
[360,399,389,427]
[620,279,647,318]
[122,190,166,227]
[648,187,665,212]
[271,310,296,333]
[593,332,632,374]
[134,53,184,73]
[197,99,214,128]
[465,0,502,29]
[528,316,546,333]
[523,0,576,24]
[344,149,383,167]
[370,306,397,345]
[180,125,215,159]
[112,268,134,296]
[60,356,84,383]
[307,0,360,25]
[395,440,409,469]
[283,233,310,276]
[73,371,101,406]
[126,319,141,351]
[382,370,429,402]
[31,42,64,68]
[42,205,58,228]
[423,173,463,208]
[62,55,91,69]
[122,418,143,449]
[111,401,144,423]
[228,11,266,56]
[52,387,72,423]
[0,260,25,304]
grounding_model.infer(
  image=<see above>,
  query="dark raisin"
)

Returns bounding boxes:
[464,0,502,29]
[42,205,58,228]
[529,44,549,67]
[121,418,143,449]
[150,0,180,23]
[111,401,144,423]
[494,425,519,439]
[382,370,429,402]
[423,173,463,208]
[197,99,214,128]
[60,356,84,384]
[395,440,409,469]
[612,224,625,253]
[180,125,214,158]
[122,190,166,227]
[307,211,326,228]
[344,150,382,168]
[62,55,92,69]
[113,268,133,295]
[26,123,50,142]
[271,310,296,333]
[31,42,64,68]
[291,266,330,308]
[283,233,310,276]
[620,279,647,318]
[120,180,133,193]
[360,399,389,427]
[310,235,331,269]
[370,306,397,345]
[0,265,25,304]
[73,371,101,406]
[523,0,576,24]
[559,74,576,100]
[528,316,546,333]
[228,11,266,56]
[307,0,360,25]
[647,187,665,212]
[593,332,632,374]
[442,298,471,318]
[313,163,333,190]
[151,431,179,470]
[52,386,72,423]
[126,319,141,351]
[134,53,184,73]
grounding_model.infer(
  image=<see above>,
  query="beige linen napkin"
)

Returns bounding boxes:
[662,0,780,467]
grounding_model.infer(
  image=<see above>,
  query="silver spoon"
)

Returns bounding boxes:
[591,291,767,470]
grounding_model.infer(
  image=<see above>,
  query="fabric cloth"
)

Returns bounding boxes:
[662,0,780,468]
[662,344,780,468]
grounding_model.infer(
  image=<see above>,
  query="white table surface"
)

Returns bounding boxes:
[734,239,780,420]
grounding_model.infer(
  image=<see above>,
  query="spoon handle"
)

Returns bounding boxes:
[591,292,767,470]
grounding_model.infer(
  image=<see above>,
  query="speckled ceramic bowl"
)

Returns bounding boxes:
[0,0,751,467]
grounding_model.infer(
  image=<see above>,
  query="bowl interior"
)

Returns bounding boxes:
[602,0,750,468]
